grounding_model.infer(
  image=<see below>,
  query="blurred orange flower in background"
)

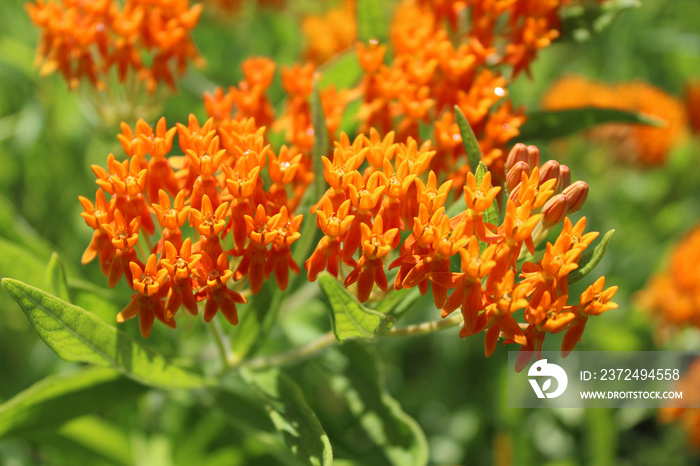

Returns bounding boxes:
[637,225,700,339]
[542,76,687,166]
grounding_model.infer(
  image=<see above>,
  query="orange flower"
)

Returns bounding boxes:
[456,171,501,243]
[152,190,190,250]
[117,254,172,338]
[482,270,528,357]
[100,209,143,288]
[197,252,247,326]
[431,237,497,333]
[79,189,115,274]
[561,277,618,356]
[160,238,201,319]
[305,198,355,281]
[344,217,399,302]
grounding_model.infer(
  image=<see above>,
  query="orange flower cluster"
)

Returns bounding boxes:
[542,76,688,166]
[26,0,203,91]
[305,136,616,367]
[80,115,305,337]
[204,57,350,165]
[79,110,617,363]
[637,226,700,335]
[294,0,576,186]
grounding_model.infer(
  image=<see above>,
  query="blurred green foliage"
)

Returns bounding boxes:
[1,0,700,464]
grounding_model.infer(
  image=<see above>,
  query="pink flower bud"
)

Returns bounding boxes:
[542,194,569,227]
[527,145,541,168]
[505,143,528,172]
[563,181,588,213]
[506,161,529,192]
[557,165,571,193]
[539,160,560,186]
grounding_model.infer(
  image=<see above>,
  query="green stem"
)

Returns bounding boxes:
[384,314,464,337]
[239,331,337,370]
[209,316,234,370]
[236,314,464,370]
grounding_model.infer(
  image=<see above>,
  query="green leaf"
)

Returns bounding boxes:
[0,237,48,289]
[0,367,145,438]
[45,252,72,303]
[454,106,482,173]
[569,229,615,285]
[333,343,429,466]
[231,279,285,363]
[243,368,333,466]
[319,51,363,91]
[372,287,422,320]
[560,0,641,43]
[357,0,389,43]
[1,279,207,389]
[311,77,329,200]
[0,194,53,259]
[58,416,133,465]
[318,273,395,342]
[474,161,488,188]
[68,278,122,325]
[518,108,663,141]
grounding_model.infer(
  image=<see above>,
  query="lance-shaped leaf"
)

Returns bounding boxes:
[1,279,207,389]
[569,229,615,285]
[357,0,389,43]
[58,416,133,465]
[45,252,72,303]
[454,106,482,173]
[319,51,363,91]
[333,343,429,466]
[243,368,333,466]
[518,108,663,141]
[319,273,395,342]
[292,77,329,270]
[475,162,500,228]
[0,367,145,438]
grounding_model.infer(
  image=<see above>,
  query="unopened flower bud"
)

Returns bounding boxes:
[542,194,569,227]
[539,160,560,186]
[563,181,588,213]
[506,143,528,172]
[506,161,529,192]
[527,145,541,168]
[556,165,571,193]
[508,183,521,204]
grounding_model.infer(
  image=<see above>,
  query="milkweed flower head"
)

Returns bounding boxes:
[26,0,204,92]
[80,109,616,368]
[542,76,688,166]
